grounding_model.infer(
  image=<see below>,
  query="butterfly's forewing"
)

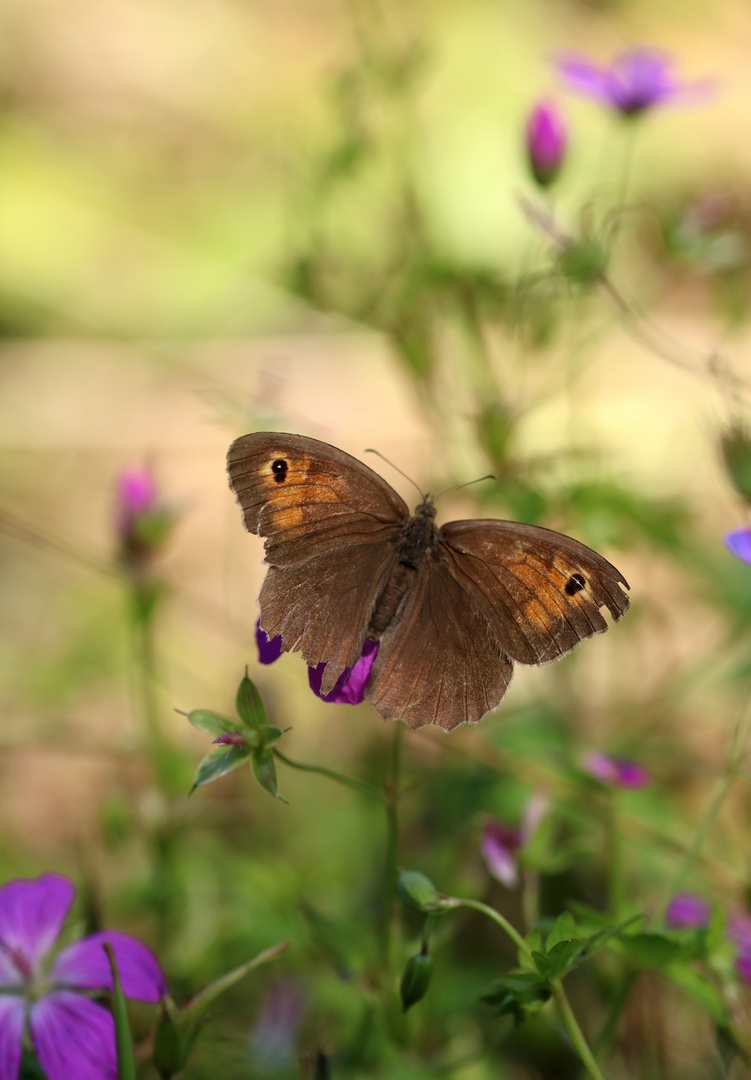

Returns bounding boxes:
[227,433,408,686]
[439,519,630,666]
[366,559,514,731]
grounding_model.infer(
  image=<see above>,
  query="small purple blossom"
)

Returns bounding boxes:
[555,47,714,117]
[584,752,649,788]
[482,821,524,888]
[665,892,711,929]
[115,465,173,571]
[309,640,379,705]
[481,794,549,889]
[724,528,751,565]
[729,915,751,983]
[256,621,284,665]
[0,873,166,1080]
[526,99,568,187]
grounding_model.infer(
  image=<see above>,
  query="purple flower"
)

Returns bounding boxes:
[481,794,549,888]
[555,47,714,117]
[665,892,711,929]
[309,640,379,705]
[0,873,166,1080]
[526,99,568,187]
[115,466,174,571]
[481,821,524,888]
[584,752,649,788]
[725,528,751,565]
[256,621,284,665]
[729,915,751,983]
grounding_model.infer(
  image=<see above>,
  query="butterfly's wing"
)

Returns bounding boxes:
[227,432,408,688]
[366,558,514,731]
[438,519,630,665]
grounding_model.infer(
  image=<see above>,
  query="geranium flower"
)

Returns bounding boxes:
[0,873,166,1080]
[725,528,751,565]
[115,465,174,571]
[255,622,379,705]
[526,99,568,187]
[481,793,549,888]
[729,914,751,983]
[555,47,713,117]
[665,892,711,929]
[584,751,649,788]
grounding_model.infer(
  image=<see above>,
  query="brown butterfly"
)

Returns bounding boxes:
[227,432,630,732]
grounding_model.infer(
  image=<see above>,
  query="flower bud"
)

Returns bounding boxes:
[526,100,567,188]
[400,948,433,1012]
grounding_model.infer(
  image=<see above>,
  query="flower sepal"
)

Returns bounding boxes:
[400,946,434,1012]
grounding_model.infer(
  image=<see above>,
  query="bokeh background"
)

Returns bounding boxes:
[4,0,751,1077]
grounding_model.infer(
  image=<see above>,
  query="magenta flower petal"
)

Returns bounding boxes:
[30,991,117,1080]
[309,640,379,705]
[0,997,24,1080]
[584,752,649,788]
[614,760,650,788]
[481,820,523,888]
[555,47,714,117]
[52,930,166,1003]
[725,528,751,565]
[0,874,74,982]
[256,620,284,665]
[118,468,157,515]
[665,892,711,929]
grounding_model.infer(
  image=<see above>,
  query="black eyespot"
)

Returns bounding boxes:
[271,458,288,484]
[565,572,587,596]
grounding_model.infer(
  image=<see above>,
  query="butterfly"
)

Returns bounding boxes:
[227,432,630,731]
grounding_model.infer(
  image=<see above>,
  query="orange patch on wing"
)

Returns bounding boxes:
[523,598,557,631]
[257,454,312,489]
[271,505,305,530]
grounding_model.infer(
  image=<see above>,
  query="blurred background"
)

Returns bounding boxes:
[4,0,751,1076]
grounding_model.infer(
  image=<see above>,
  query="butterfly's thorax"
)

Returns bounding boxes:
[366,500,438,639]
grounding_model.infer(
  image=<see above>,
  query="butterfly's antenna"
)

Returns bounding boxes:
[364,449,426,502]
[434,475,496,503]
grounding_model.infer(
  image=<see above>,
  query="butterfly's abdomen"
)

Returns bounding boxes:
[366,505,437,639]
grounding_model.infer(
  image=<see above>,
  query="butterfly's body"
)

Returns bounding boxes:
[228,433,630,731]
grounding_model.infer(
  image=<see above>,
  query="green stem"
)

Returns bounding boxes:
[380,722,404,969]
[455,899,605,1080]
[273,750,386,802]
[606,791,623,918]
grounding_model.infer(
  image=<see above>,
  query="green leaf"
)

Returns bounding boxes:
[546,912,578,951]
[180,943,289,1030]
[398,871,442,914]
[190,744,251,792]
[252,748,287,802]
[532,939,584,982]
[261,725,286,746]
[482,971,551,1022]
[520,929,543,971]
[102,943,137,1080]
[184,710,241,738]
[236,669,266,731]
[609,932,690,970]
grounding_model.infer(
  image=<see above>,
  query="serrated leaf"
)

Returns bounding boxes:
[482,970,551,1022]
[191,744,251,792]
[520,929,542,971]
[533,939,584,982]
[546,912,578,951]
[252,748,287,802]
[185,710,241,738]
[236,670,266,731]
